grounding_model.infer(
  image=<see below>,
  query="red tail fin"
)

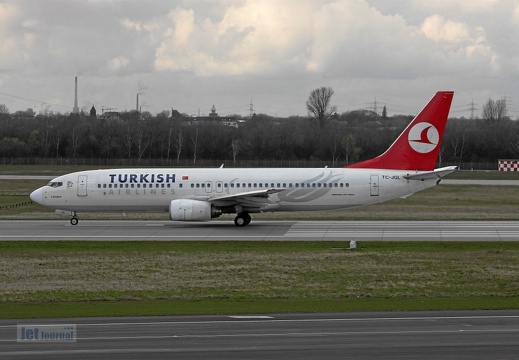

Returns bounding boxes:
[345,91,454,171]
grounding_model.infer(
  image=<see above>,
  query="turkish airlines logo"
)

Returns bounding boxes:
[408,122,439,154]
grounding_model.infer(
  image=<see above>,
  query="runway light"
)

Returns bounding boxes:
[349,240,357,250]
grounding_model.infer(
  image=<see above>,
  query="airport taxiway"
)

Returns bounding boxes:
[0,220,518,241]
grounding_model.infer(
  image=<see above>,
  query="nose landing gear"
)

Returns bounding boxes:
[70,211,79,225]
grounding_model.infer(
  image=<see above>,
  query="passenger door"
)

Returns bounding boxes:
[77,175,88,197]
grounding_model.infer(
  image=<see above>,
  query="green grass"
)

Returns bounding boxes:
[1,241,519,318]
[4,297,519,319]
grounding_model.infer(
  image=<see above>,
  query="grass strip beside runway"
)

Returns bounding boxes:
[1,241,518,318]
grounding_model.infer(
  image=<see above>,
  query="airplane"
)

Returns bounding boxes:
[30,91,456,227]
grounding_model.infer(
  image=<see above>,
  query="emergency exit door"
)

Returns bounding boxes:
[370,175,379,196]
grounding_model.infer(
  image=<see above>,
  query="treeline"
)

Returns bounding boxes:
[0,109,518,166]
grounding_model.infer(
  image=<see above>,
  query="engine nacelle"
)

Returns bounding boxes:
[169,199,219,221]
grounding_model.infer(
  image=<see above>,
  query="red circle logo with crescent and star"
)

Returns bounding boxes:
[408,122,439,154]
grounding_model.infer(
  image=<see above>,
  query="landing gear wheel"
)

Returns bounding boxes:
[70,217,79,226]
[234,212,251,227]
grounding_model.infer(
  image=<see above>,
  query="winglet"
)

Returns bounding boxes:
[345,91,454,171]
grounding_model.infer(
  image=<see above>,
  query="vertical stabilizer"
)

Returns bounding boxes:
[345,91,454,171]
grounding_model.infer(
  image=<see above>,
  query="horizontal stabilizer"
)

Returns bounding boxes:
[403,166,458,181]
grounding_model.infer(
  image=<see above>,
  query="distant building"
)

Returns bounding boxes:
[209,105,218,118]
[90,105,96,118]
[172,105,246,128]
[171,109,183,119]
[99,111,123,122]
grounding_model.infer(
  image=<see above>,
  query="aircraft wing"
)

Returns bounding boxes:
[403,166,458,182]
[208,188,285,210]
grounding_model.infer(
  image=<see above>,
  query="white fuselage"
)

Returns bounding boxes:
[33,167,435,214]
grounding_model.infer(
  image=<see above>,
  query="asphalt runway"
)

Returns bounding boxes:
[1,311,518,359]
[0,220,518,241]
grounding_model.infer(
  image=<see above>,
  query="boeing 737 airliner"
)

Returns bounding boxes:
[30,91,456,226]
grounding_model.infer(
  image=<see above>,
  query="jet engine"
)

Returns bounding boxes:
[169,199,221,221]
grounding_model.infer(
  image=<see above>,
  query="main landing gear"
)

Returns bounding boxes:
[234,212,251,227]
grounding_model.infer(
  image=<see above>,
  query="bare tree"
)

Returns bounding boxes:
[306,87,337,128]
[482,98,508,122]
[341,133,357,165]
[135,120,150,163]
[174,129,183,165]
[122,121,134,159]
[510,134,519,157]
[70,124,83,162]
[231,138,240,166]
[450,133,468,166]
[52,127,61,157]
[166,123,173,163]
[191,127,198,166]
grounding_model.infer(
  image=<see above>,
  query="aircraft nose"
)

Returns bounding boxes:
[30,188,43,205]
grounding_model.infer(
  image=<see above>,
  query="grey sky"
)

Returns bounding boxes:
[1,0,518,118]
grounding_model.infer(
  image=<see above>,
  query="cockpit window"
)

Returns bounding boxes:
[47,181,63,188]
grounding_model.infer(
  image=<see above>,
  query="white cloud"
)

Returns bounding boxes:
[1,0,519,118]
[421,15,471,43]
[108,57,130,72]
[411,0,503,13]
[154,0,316,75]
